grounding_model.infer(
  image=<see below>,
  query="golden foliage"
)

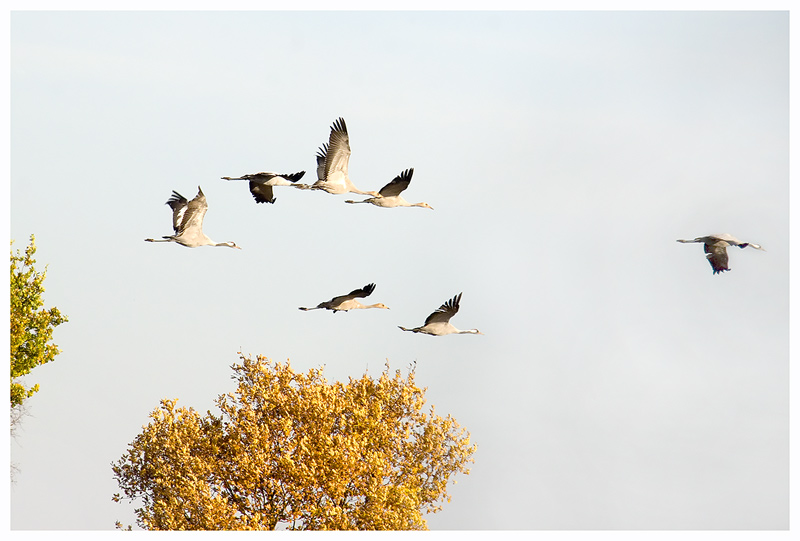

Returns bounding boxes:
[113,354,476,530]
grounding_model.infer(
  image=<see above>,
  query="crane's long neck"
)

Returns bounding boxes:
[212,240,240,249]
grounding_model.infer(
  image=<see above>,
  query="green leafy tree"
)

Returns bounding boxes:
[10,235,68,410]
[113,354,476,530]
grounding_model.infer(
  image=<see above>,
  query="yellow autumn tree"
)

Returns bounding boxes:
[112,354,476,530]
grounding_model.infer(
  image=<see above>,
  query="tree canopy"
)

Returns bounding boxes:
[112,354,476,530]
[10,235,67,409]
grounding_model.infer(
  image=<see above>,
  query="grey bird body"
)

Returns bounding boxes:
[345,168,432,209]
[677,233,763,274]
[399,293,482,336]
[221,171,307,204]
[299,118,381,197]
[145,186,241,249]
[299,283,389,312]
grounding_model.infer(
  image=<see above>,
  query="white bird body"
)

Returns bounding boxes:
[221,171,308,204]
[299,283,389,313]
[399,293,482,336]
[145,186,241,249]
[301,118,381,197]
[345,168,433,209]
[676,233,764,274]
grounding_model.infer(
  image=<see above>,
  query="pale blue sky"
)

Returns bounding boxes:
[8,9,790,531]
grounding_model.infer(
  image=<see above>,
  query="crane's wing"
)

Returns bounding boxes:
[181,187,209,235]
[323,117,351,185]
[709,233,743,246]
[316,144,329,182]
[249,182,276,204]
[327,283,376,306]
[165,191,189,234]
[347,283,376,299]
[704,241,730,274]
[424,293,462,325]
[166,187,208,236]
[711,233,764,250]
[379,168,414,197]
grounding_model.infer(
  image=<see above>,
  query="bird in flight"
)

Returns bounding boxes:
[345,168,433,209]
[221,170,308,204]
[300,117,382,197]
[676,233,764,274]
[299,283,389,312]
[145,186,241,249]
[399,293,482,335]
